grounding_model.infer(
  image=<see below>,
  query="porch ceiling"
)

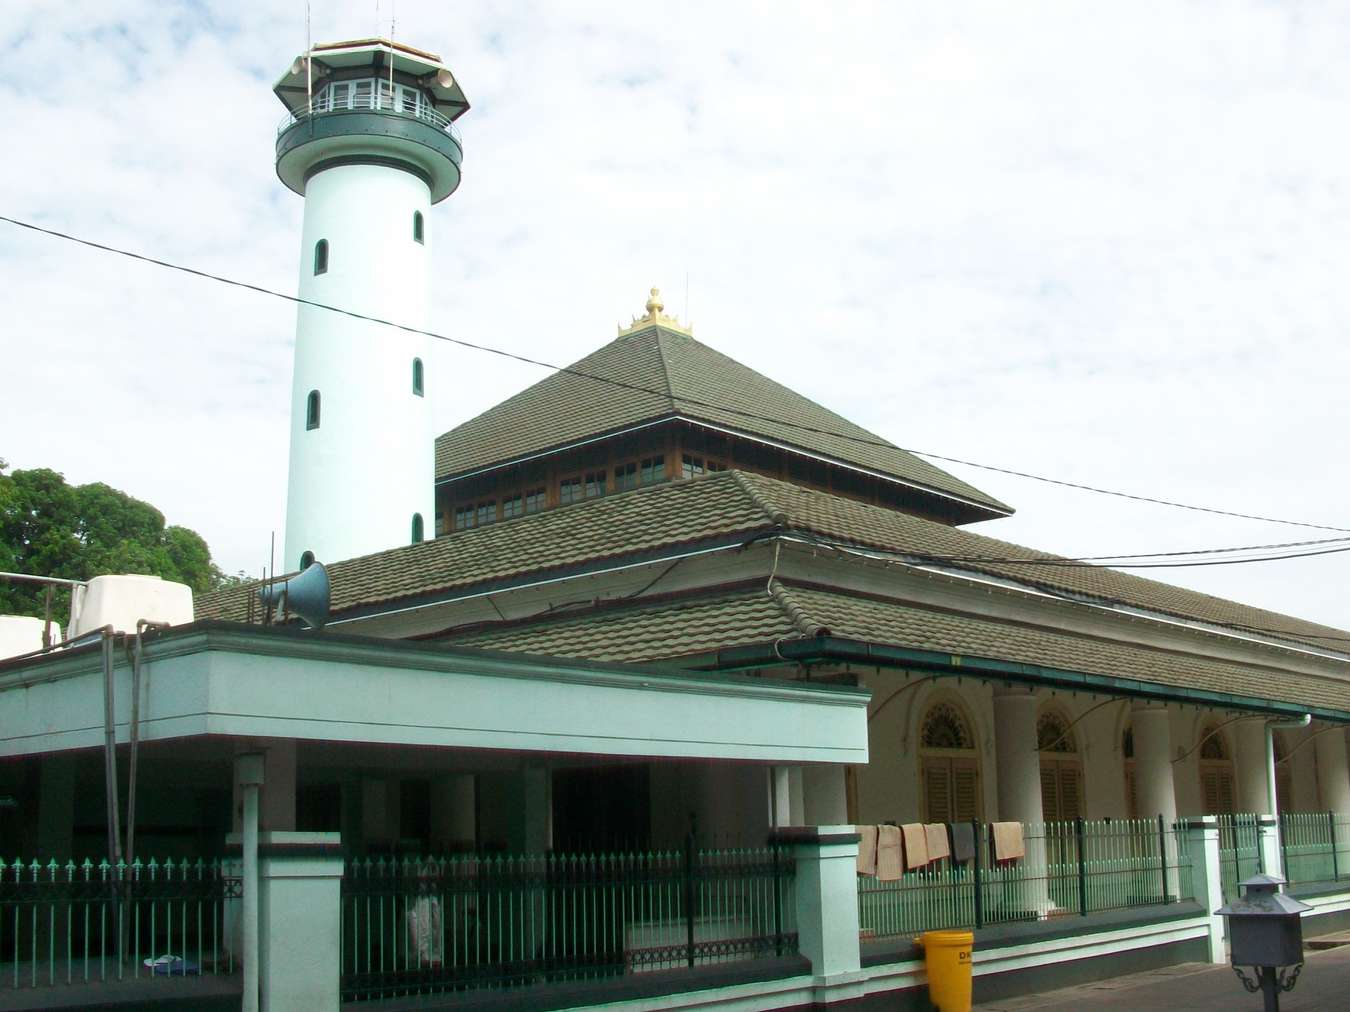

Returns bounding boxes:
[0,623,868,764]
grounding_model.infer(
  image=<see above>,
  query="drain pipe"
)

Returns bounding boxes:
[99,627,122,864]
[1267,713,1312,879]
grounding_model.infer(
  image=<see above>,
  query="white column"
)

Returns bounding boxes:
[993,688,1044,824]
[261,739,297,833]
[236,753,264,1012]
[1132,704,1178,823]
[769,768,793,827]
[1234,720,1271,814]
[802,765,848,826]
[1316,725,1350,814]
[1182,816,1226,963]
[257,832,343,1011]
[431,774,476,851]
[1257,814,1281,879]
[788,767,805,825]
[775,826,862,979]
[993,687,1050,914]
[1316,727,1350,874]
[1133,704,1180,898]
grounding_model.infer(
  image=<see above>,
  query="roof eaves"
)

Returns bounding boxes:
[704,635,1350,724]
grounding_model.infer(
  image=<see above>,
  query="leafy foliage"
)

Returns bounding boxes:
[0,460,241,621]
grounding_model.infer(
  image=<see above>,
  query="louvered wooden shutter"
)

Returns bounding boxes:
[923,759,953,824]
[953,762,981,821]
[1058,765,1083,821]
[1201,769,1220,815]
[1217,769,1236,815]
[1125,765,1139,819]
[1040,764,1061,822]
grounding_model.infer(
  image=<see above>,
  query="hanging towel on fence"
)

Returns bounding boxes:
[992,821,1025,861]
[949,822,976,864]
[901,823,930,869]
[924,823,950,862]
[877,825,903,881]
[856,824,879,876]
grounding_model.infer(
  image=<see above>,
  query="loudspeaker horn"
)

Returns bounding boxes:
[258,561,330,629]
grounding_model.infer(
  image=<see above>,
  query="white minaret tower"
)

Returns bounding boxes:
[272,39,468,570]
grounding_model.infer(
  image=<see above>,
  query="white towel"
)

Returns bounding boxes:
[992,821,1025,861]
[856,824,879,876]
[924,823,951,862]
[901,823,930,869]
[877,825,903,881]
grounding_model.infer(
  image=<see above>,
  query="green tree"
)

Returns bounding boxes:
[0,460,238,621]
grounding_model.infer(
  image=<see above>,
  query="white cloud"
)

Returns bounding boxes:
[1,1,1348,628]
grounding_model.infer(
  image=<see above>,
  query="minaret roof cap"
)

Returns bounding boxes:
[273,38,469,120]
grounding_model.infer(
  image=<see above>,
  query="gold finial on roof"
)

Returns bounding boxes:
[618,286,692,337]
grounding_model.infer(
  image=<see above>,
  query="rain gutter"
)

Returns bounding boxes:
[690,635,1350,725]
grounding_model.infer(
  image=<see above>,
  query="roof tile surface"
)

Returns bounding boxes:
[434,325,1008,514]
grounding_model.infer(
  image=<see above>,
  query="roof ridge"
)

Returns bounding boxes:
[730,469,787,526]
[650,328,678,402]
[769,577,829,638]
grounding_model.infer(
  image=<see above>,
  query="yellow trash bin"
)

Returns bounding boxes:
[915,929,974,1012]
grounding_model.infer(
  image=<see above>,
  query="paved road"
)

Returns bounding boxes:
[978,943,1350,1010]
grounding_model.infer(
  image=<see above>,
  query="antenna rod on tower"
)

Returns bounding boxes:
[305,1,313,105]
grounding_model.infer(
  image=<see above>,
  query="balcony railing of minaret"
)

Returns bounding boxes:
[277,79,461,143]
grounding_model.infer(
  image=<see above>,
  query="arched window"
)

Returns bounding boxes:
[918,701,981,823]
[306,390,321,430]
[411,513,424,543]
[412,358,424,397]
[313,239,329,275]
[299,550,315,570]
[1198,723,1236,815]
[413,211,424,244]
[1037,709,1083,821]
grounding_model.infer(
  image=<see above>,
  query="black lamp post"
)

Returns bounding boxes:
[1216,873,1312,1012]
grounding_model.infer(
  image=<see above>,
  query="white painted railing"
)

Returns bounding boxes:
[278,94,461,145]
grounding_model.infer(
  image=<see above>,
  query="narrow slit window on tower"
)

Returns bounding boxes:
[413,211,425,244]
[313,239,329,275]
[412,358,424,396]
[411,513,424,543]
[306,390,321,430]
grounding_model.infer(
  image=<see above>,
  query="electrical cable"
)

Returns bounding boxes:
[4,213,1349,535]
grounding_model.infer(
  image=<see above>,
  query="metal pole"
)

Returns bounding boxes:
[1075,818,1087,916]
[101,630,122,864]
[1158,814,1168,902]
[683,833,695,968]
[1261,966,1280,1012]
[972,820,984,930]
[1331,811,1340,882]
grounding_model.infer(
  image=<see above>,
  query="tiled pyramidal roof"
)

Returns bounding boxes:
[433,323,1011,517]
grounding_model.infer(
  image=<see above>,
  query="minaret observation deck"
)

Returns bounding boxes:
[273,38,469,203]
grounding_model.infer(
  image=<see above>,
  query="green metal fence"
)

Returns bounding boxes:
[341,843,796,1002]
[0,856,235,992]
[1280,812,1350,887]
[858,818,1190,940]
[1217,813,1264,905]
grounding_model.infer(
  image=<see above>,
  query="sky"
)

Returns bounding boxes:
[2,1,1349,628]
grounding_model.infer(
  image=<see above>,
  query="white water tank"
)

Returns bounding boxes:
[70,575,194,638]
[0,615,63,661]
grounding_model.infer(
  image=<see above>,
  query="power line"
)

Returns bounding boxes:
[5,212,1350,535]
